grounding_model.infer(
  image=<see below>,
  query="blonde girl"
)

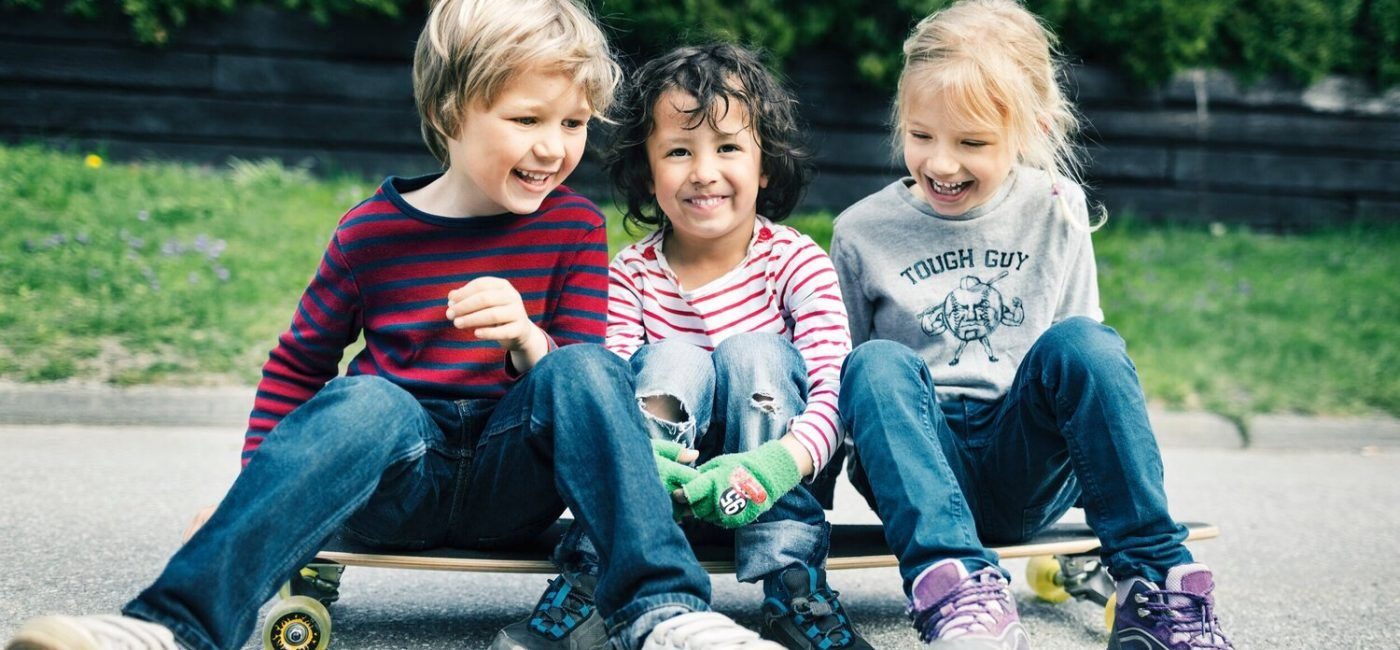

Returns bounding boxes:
[830,1,1233,648]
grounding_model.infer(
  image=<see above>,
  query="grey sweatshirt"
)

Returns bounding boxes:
[831,167,1103,402]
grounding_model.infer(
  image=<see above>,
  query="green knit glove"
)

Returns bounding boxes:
[652,439,700,520]
[679,440,801,529]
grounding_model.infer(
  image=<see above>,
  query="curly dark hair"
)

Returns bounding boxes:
[605,43,814,232]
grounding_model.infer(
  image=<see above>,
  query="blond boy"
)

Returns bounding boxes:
[6,1,781,649]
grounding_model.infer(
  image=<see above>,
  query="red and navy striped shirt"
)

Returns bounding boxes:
[243,174,609,464]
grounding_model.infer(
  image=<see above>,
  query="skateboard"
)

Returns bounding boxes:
[261,519,1218,650]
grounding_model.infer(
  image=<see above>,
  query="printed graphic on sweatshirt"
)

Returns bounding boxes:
[917,271,1024,366]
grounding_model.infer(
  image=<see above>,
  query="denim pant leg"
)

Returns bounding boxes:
[553,341,716,578]
[711,332,830,584]
[123,376,444,650]
[455,344,711,648]
[983,317,1191,583]
[631,340,717,445]
[839,340,998,594]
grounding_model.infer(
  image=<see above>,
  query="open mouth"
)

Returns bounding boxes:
[685,195,728,209]
[513,168,553,187]
[928,177,972,197]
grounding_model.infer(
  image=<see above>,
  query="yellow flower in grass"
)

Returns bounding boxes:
[84,154,103,169]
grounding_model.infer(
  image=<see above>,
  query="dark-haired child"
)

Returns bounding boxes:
[549,43,871,650]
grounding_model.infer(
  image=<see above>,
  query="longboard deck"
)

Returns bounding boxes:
[313,520,1217,573]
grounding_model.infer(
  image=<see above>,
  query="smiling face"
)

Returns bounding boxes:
[646,89,768,257]
[901,87,1016,217]
[444,67,592,216]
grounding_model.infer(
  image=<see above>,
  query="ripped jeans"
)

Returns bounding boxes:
[557,333,829,587]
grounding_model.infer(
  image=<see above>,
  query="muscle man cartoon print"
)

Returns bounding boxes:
[918,271,1024,365]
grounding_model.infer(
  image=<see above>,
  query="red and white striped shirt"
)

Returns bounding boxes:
[607,216,851,475]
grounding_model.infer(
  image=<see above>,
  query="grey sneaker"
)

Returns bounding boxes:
[6,614,180,650]
[909,559,1030,649]
[491,572,607,649]
[1108,563,1232,650]
[761,566,872,649]
[641,612,784,649]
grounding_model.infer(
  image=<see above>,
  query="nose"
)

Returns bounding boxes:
[688,152,718,186]
[533,127,564,162]
[927,144,959,177]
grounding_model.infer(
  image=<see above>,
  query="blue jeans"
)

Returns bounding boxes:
[561,333,829,589]
[122,344,711,650]
[838,317,1191,594]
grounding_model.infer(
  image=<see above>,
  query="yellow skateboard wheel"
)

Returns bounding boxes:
[1025,555,1072,603]
[1104,591,1118,631]
[263,595,332,650]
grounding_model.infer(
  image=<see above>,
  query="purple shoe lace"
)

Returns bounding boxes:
[1132,584,1231,649]
[909,567,1014,642]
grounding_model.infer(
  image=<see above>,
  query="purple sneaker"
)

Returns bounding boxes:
[1109,563,1232,650]
[909,559,1030,649]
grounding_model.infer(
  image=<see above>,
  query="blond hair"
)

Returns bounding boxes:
[895,0,1099,227]
[413,0,622,165]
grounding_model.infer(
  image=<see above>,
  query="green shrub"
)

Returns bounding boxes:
[2,0,1396,88]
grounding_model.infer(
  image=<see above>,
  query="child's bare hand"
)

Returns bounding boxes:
[446,277,540,352]
[182,504,217,542]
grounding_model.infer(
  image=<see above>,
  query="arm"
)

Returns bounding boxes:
[243,234,361,466]
[1053,186,1104,322]
[776,237,850,479]
[605,252,648,359]
[830,227,873,346]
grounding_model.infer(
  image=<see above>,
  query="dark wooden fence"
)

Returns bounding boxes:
[3,6,1397,226]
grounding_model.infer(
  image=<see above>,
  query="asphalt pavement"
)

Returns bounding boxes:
[2,383,1398,649]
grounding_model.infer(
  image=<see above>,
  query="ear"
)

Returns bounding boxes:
[759,171,769,189]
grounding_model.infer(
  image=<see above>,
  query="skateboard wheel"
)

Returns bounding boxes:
[1025,555,1072,603]
[263,595,332,650]
[1104,591,1117,631]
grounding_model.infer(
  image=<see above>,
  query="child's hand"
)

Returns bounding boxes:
[446,277,542,353]
[673,440,800,529]
[652,440,700,521]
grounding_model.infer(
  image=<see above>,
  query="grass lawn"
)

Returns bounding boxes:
[3,145,1396,423]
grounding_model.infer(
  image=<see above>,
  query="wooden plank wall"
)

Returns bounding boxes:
[3,6,1397,226]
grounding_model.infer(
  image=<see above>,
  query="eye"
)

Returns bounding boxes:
[512,117,538,126]
[718,143,741,153]
[665,148,690,158]
[908,131,931,141]
[962,140,988,148]
[563,118,586,129]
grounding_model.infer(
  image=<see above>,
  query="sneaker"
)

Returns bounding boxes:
[761,566,872,649]
[909,559,1029,649]
[1108,563,1232,650]
[642,612,784,649]
[491,572,607,649]
[6,614,179,650]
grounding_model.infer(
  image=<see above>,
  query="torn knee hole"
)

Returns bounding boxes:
[750,392,778,414]
[640,394,688,423]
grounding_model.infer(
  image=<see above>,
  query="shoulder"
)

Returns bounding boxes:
[535,185,607,229]
[833,180,910,237]
[331,181,405,241]
[610,230,664,269]
[762,220,830,263]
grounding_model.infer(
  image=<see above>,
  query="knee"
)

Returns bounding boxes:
[1031,317,1129,375]
[631,339,712,375]
[306,376,423,456]
[534,343,628,387]
[841,340,924,390]
[712,333,801,376]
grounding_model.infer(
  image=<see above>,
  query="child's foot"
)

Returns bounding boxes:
[909,559,1030,649]
[6,614,180,650]
[491,571,606,649]
[761,566,872,649]
[1108,563,1232,650]
[642,612,784,649]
